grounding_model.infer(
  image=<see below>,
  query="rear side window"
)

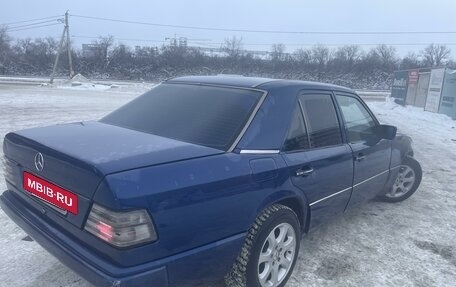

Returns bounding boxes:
[283,104,310,151]
[299,94,342,148]
[101,84,262,151]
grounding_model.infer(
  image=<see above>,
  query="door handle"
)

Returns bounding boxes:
[295,167,314,176]
[355,153,366,162]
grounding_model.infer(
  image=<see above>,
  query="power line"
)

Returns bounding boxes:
[1,15,63,26]
[70,14,456,35]
[6,23,62,32]
[6,19,62,30]
[72,35,210,44]
[244,43,456,47]
[72,35,166,43]
[71,35,456,47]
[193,42,456,47]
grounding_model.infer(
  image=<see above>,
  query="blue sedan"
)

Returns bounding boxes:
[1,76,422,287]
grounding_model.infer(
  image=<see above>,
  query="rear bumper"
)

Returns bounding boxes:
[0,190,245,287]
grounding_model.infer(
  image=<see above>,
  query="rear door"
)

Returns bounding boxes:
[281,92,353,229]
[334,93,391,208]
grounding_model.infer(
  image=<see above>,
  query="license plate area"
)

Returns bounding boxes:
[23,171,78,215]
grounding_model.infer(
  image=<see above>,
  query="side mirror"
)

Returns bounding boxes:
[375,124,397,140]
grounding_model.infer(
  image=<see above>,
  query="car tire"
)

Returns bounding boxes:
[379,157,422,203]
[225,204,301,287]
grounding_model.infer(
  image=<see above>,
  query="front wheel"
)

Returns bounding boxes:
[379,157,422,202]
[225,204,301,287]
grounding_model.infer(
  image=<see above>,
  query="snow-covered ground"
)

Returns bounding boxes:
[0,75,155,88]
[0,84,455,287]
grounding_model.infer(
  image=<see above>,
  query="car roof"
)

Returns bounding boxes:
[165,75,355,93]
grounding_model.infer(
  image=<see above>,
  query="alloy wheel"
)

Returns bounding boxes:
[258,223,297,287]
[386,165,416,198]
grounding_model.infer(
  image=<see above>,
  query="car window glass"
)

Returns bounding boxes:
[283,104,310,151]
[336,95,377,142]
[101,84,262,151]
[299,94,342,148]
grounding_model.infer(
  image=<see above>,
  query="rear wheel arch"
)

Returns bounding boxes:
[255,191,310,234]
[275,197,309,233]
[226,203,302,287]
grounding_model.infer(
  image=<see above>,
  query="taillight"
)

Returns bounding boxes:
[2,156,14,183]
[84,204,157,248]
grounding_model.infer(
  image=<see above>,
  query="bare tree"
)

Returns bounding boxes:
[335,45,361,66]
[0,26,10,43]
[331,45,362,71]
[93,35,115,68]
[0,26,11,73]
[311,45,331,67]
[135,46,158,59]
[111,44,132,64]
[293,48,312,64]
[376,44,397,69]
[45,37,58,56]
[221,36,243,58]
[421,44,451,67]
[447,59,456,69]
[3,30,452,89]
[400,52,421,69]
[270,43,286,61]
[363,44,397,72]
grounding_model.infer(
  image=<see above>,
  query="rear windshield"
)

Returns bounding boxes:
[101,84,263,151]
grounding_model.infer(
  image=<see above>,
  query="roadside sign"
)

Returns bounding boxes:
[424,68,446,113]
[439,69,456,119]
[415,72,431,108]
[391,70,409,105]
[405,69,420,106]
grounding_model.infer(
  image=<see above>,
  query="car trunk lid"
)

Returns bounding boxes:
[3,121,223,228]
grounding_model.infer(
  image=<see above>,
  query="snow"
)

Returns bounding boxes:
[0,76,156,91]
[57,83,113,91]
[56,74,124,91]
[0,84,455,287]
[289,99,456,287]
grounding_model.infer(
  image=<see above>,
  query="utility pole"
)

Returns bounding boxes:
[65,11,74,78]
[50,11,74,84]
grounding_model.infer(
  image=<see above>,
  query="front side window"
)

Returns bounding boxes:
[336,95,377,142]
[299,94,342,148]
[101,84,263,151]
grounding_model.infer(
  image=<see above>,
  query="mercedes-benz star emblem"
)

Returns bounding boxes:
[34,152,44,171]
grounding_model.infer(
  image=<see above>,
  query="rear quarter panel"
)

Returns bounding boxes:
[93,153,305,266]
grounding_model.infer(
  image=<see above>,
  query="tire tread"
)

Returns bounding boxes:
[379,157,422,203]
[225,204,295,287]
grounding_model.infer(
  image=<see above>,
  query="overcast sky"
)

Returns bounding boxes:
[1,0,456,56]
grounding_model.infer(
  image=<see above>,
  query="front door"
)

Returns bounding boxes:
[335,94,391,209]
[281,92,353,229]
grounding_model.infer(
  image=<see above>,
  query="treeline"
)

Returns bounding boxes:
[0,29,455,89]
